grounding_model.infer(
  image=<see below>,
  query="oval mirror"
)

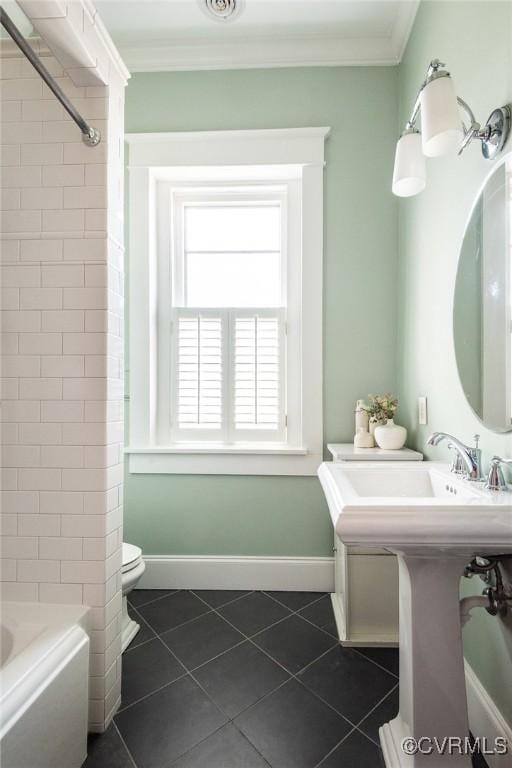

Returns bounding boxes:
[453,155,512,432]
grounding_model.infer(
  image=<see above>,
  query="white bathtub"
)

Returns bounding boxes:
[0,602,90,768]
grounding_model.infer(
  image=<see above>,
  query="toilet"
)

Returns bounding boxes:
[121,542,146,651]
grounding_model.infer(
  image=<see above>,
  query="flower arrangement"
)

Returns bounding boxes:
[363,394,398,424]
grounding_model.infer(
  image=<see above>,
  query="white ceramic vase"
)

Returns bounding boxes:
[354,427,374,448]
[374,418,407,450]
[369,419,385,439]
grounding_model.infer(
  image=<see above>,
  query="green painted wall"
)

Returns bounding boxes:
[397,0,512,725]
[124,66,399,557]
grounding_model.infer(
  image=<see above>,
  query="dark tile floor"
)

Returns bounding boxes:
[82,590,487,768]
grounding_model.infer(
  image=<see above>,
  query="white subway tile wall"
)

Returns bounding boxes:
[0,37,126,732]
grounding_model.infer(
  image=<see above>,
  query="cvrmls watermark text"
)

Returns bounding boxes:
[401,736,509,756]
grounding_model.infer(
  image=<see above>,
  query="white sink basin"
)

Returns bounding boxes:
[319,461,512,555]
[317,460,512,767]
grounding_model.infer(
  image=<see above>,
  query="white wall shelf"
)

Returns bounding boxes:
[327,443,423,462]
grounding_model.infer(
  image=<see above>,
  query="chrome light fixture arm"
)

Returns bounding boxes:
[401,59,448,134]
[398,58,510,160]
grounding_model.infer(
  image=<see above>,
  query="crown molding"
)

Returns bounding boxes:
[391,0,421,63]
[114,2,420,72]
[120,37,392,73]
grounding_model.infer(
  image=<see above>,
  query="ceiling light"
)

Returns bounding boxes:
[392,59,511,197]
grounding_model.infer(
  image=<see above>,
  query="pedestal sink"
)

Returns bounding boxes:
[318,461,512,767]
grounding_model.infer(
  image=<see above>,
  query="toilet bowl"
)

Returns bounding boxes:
[121,542,146,651]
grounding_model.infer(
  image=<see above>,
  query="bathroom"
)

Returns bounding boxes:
[0,0,511,766]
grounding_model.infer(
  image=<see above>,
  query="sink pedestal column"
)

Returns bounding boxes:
[380,555,472,767]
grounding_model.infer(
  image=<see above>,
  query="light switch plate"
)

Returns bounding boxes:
[418,396,428,425]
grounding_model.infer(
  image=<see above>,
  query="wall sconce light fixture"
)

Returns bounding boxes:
[392,59,511,197]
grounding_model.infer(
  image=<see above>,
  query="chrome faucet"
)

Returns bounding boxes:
[485,456,512,491]
[426,432,484,481]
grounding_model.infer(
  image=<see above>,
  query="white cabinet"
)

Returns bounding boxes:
[331,534,399,646]
[327,443,422,646]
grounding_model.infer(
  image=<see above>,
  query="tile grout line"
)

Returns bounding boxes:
[117,611,196,715]
[165,721,229,768]
[263,593,400,677]
[115,669,190,715]
[131,589,336,648]
[190,589,256,610]
[112,720,139,768]
[130,589,259,641]
[120,595,291,716]
[352,682,400,747]
[313,726,359,768]
[262,590,328,613]
[183,593,362,750]
[122,590,397,766]
[352,646,399,679]
[262,590,341,641]
[129,587,254,612]
[127,588,180,610]
[139,604,279,768]
[230,724,274,768]
[163,635,249,675]
[185,663,284,765]
[191,592,360,733]
[312,683,401,768]
[262,591,399,682]
[134,603,215,637]
[297,670,396,745]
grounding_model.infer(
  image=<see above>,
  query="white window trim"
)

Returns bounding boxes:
[126,127,329,475]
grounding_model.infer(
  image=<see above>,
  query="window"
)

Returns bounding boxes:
[169,189,286,444]
[127,128,328,474]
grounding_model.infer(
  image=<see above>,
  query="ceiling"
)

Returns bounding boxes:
[94,0,420,72]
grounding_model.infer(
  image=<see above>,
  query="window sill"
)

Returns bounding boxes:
[126,444,322,476]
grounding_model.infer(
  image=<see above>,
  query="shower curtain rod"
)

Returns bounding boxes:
[0,7,101,147]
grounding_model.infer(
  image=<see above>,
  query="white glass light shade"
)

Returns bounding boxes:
[392,132,426,197]
[420,75,463,157]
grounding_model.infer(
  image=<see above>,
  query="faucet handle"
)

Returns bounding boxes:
[485,456,512,491]
[448,443,466,475]
[473,434,480,449]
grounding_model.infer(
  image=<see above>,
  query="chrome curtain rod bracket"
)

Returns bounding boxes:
[0,8,101,147]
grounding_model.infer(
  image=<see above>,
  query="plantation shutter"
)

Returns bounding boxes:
[171,308,285,441]
[233,311,284,436]
[173,310,225,435]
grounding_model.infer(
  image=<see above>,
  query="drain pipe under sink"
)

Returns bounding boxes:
[460,595,489,627]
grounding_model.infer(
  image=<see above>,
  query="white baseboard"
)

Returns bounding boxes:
[465,661,512,767]
[138,555,335,592]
